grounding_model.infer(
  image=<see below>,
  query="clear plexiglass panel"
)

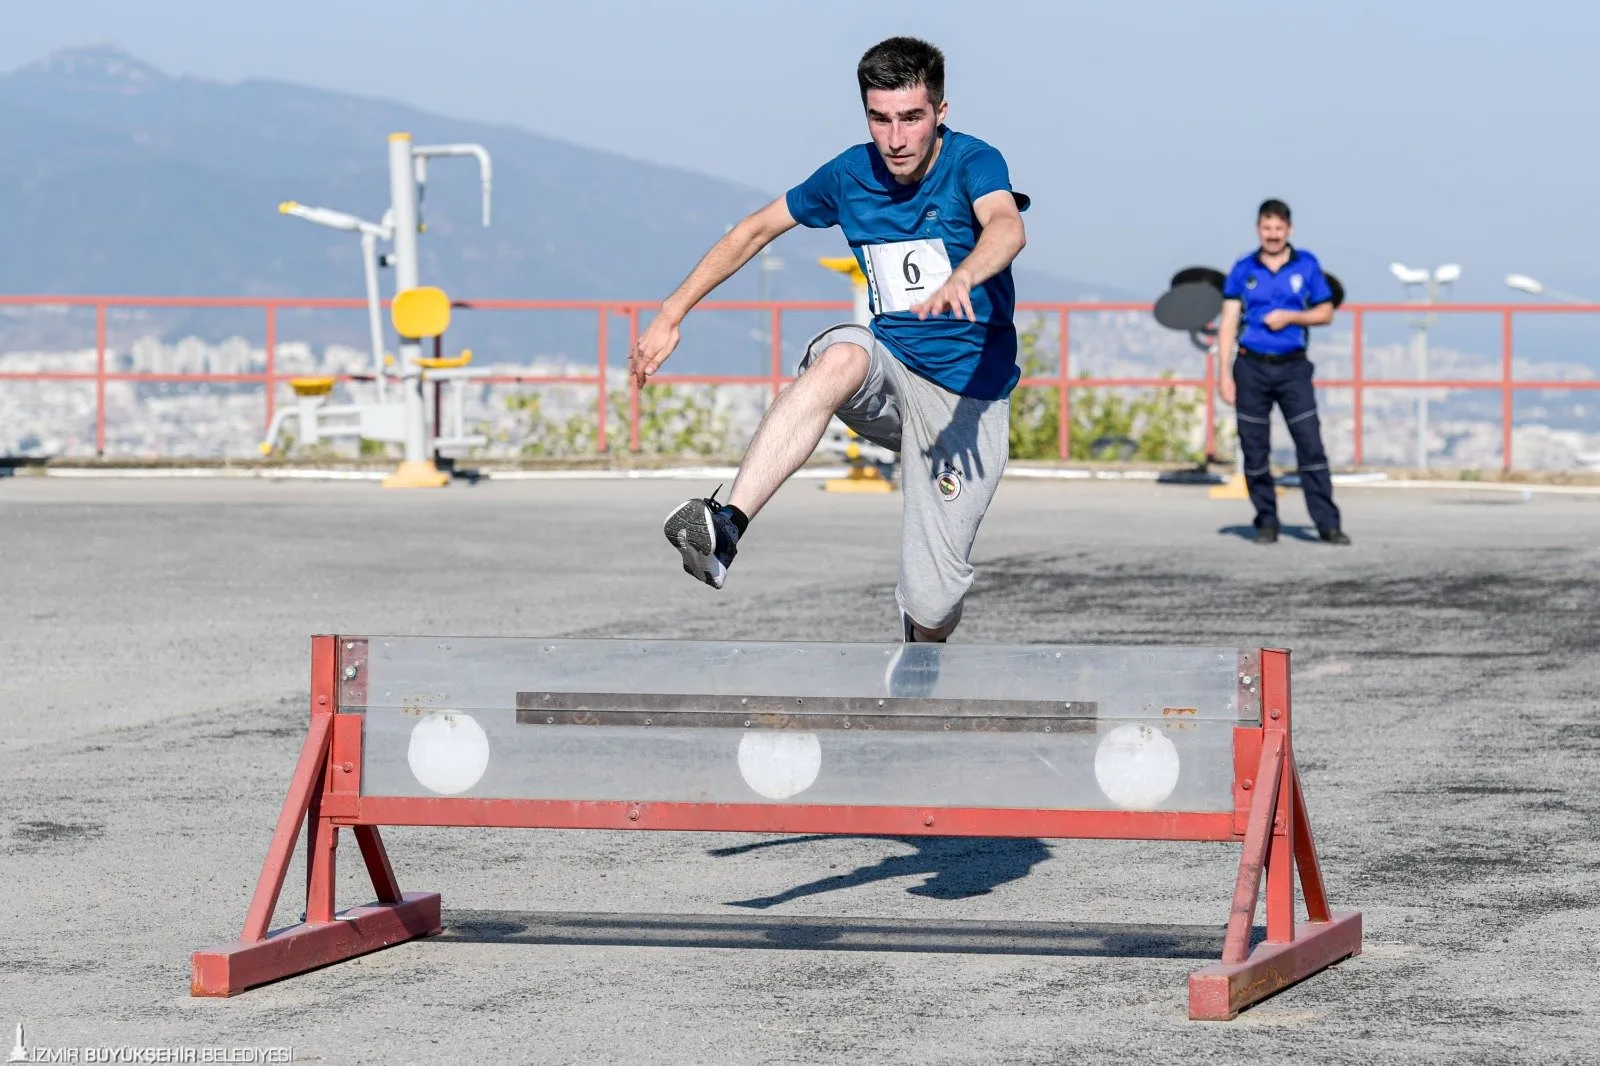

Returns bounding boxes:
[348,637,1257,720]
[346,637,1258,813]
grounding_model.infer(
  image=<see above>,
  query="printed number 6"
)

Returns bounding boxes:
[901,251,921,286]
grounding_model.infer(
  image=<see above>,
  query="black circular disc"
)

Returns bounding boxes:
[1169,266,1226,291]
[1153,281,1225,332]
[1326,272,1345,309]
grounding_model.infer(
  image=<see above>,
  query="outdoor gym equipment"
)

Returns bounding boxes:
[191,635,1361,1020]
[269,134,493,486]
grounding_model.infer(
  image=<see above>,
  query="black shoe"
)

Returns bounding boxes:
[663,494,740,588]
[1254,525,1279,545]
[884,613,943,697]
[1318,528,1352,546]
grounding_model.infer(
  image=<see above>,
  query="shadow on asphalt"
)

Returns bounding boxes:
[438,909,1240,960]
[1217,523,1322,542]
[707,835,1051,907]
[438,836,1253,960]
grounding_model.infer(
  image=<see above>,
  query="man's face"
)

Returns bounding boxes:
[864,85,948,181]
[1257,214,1291,255]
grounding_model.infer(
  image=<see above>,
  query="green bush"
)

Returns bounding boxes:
[1008,319,1206,462]
[502,382,732,456]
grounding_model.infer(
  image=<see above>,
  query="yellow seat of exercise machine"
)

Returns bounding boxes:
[819,256,866,286]
[391,286,452,340]
[415,349,473,370]
[825,430,895,493]
[289,376,336,397]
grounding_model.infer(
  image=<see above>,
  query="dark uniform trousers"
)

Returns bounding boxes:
[1233,352,1341,532]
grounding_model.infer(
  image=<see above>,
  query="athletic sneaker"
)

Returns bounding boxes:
[663,494,740,589]
[884,612,943,697]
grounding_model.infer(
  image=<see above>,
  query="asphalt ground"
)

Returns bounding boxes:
[1,476,1596,1064]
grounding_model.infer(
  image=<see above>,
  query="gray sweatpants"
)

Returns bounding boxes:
[800,324,1010,632]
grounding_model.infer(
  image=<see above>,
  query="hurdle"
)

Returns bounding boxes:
[191,636,1361,1020]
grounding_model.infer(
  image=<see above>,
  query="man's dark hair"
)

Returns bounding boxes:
[857,37,945,107]
[1258,199,1292,224]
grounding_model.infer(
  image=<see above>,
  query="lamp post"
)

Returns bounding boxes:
[756,245,784,373]
[1506,274,1590,304]
[1389,261,1461,469]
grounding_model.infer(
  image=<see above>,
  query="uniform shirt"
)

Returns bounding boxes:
[786,128,1025,400]
[1222,245,1334,356]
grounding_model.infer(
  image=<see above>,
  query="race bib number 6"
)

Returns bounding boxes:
[863,238,954,315]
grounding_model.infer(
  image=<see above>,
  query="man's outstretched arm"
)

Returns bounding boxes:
[913,189,1026,321]
[630,197,799,385]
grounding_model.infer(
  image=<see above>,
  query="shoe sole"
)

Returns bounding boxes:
[663,499,726,589]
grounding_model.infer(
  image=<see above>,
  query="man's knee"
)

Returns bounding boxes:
[1236,412,1272,455]
[803,341,870,398]
[1286,408,1328,462]
[899,584,965,638]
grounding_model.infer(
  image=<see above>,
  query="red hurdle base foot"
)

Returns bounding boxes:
[191,891,442,997]
[1187,911,1362,1020]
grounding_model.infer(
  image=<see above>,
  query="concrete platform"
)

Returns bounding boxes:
[1,477,1595,1063]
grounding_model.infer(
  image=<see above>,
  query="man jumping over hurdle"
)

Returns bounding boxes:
[630,36,1028,645]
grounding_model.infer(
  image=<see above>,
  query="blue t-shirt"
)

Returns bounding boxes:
[1222,246,1335,356]
[785,128,1024,399]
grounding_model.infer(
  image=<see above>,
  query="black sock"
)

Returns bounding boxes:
[721,504,750,536]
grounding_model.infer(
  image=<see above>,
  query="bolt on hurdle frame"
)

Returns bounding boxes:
[191,636,1360,1020]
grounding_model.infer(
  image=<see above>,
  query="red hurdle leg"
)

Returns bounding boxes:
[190,637,441,997]
[1189,650,1361,1019]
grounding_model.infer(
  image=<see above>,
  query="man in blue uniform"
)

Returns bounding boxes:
[631,36,1028,644]
[1217,200,1350,545]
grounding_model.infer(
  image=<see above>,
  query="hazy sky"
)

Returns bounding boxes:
[5,0,1598,304]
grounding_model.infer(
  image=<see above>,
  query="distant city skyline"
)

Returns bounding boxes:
[2,0,1597,308]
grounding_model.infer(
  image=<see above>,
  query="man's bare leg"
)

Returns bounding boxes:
[727,342,869,518]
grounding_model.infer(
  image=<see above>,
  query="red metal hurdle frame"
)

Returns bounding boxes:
[191,636,1361,1020]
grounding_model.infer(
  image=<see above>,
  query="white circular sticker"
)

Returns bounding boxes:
[1093,723,1181,810]
[407,712,491,796]
[737,731,822,800]
[936,468,962,502]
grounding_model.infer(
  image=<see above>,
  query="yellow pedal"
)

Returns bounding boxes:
[382,460,451,489]
[1208,473,1249,500]
[825,466,894,493]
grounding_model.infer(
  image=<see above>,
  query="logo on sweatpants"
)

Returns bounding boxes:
[936,468,962,502]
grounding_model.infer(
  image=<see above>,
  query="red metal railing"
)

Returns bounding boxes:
[1,295,1596,469]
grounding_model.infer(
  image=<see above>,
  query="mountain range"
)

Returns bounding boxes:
[0,46,1116,373]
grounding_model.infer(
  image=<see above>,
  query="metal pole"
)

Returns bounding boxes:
[1351,309,1364,466]
[387,133,426,467]
[94,301,107,456]
[360,229,387,403]
[1416,283,1431,469]
[629,308,641,454]
[264,303,278,433]
[596,309,608,454]
[1501,309,1515,471]
[769,306,782,403]
[1057,309,1070,460]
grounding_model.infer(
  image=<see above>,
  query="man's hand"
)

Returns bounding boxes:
[1219,375,1236,407]
[912,269,976,321]
[1263,309,1295,331]
[630,314,681,387]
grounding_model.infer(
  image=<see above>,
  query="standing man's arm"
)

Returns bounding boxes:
[1263,260,1335,331]
[913,189,1027,321]
[630,197,799,385]
[1216,299,1242,406]
[1263,302,1334,330]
